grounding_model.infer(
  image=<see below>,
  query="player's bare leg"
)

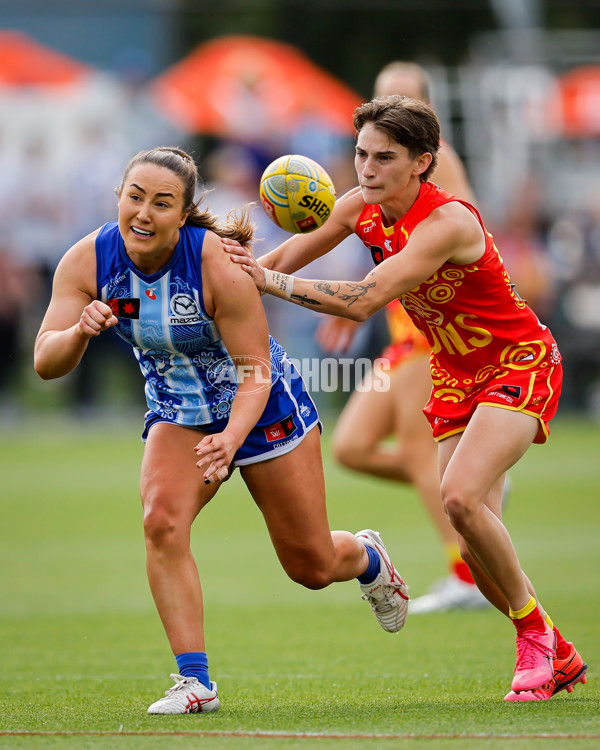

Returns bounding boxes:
[141,422,219,655]
[438,407,538,609]
[242,427,368,587]
[439,406,556,691]
[241,427,408,631]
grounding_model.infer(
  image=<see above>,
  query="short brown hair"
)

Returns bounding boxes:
[353,95,440,182]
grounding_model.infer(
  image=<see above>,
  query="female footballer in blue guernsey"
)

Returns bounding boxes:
[34,147,408,715]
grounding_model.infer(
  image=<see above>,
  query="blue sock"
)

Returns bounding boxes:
[357,544,381,585]
[175,651,210,689]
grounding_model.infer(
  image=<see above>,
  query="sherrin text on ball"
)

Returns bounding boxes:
[259,154,336,234]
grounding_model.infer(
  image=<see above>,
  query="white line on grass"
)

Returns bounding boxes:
[1,731,599,740]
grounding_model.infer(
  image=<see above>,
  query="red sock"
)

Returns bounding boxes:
[448,545,475,586]
[511,606,547,636]
[553,625,570,659]
[453,558,476,584]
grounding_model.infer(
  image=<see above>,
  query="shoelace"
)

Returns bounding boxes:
[362,588,400,609]
[163,673,198,696]
[515,631,551,670]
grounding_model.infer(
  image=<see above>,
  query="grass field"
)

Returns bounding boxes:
[0,412,599,749]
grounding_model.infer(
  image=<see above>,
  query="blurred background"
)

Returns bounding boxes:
[2,0,600,423]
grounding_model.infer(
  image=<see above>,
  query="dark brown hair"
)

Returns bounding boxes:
[116,146,255,244]
[353,96,440,182]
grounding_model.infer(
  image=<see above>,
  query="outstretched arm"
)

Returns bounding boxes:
[228,200,487,321]
[260,270,378,321]
[222,186,362,273]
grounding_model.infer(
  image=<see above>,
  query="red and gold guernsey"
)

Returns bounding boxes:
[355,182,562,439]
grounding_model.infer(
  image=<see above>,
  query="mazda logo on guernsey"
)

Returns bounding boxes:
[207,355,272,393]
[169,293,202,325]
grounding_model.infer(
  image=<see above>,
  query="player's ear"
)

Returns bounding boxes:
[414,152,433,176]
[178,212,189,228]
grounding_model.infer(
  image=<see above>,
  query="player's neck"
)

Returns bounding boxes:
[379,181,423,227]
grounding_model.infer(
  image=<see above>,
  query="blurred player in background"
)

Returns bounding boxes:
[318,61,486,614]
[33,146,408,715]
[225,95,587,702]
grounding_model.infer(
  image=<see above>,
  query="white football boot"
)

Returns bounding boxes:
[147,674,220,715]
[356,529,409,633]
[409,575,489,614]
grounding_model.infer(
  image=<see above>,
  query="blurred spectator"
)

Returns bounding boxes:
[545,204,600,412]
[64,121,126,245]
[4,135,70,295]
[488,175,557,323]
[0,246,39,407]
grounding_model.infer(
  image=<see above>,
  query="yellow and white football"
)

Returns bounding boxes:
[259,154,336,234]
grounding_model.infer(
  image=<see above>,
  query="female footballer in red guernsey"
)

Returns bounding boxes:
[321,61,487,615]
[225,95,587,702]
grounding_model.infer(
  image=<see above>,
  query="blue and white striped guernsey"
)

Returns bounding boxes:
[95,221,294,429]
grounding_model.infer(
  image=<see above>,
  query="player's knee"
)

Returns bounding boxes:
[441,487,475,532]
[142,490,182,548]
[332,442,358,471]
[332,433,367,471]
[143,507,175,547]
[283,559,332,590]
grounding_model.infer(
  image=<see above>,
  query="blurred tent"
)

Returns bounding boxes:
[0,31,180,271]
[0,30,91,87]
[554,65,600,137]
[149,35,362,140]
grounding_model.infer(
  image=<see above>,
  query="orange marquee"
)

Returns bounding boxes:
[150,35,363,137]
[0,30,91,87]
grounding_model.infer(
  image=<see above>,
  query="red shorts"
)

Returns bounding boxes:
[423,363,563,444]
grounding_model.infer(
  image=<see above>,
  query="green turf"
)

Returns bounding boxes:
[0,413,599,749]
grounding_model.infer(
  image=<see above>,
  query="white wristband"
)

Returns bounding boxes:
[285,275,294,300]
[265,270,294,300]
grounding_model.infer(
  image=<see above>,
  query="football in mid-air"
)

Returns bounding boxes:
[259,154,336,234]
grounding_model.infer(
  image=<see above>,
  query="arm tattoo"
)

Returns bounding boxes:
[337,281,376,307]
[290,280,376,310]
[290,293,322,307]
[314,281,340,297]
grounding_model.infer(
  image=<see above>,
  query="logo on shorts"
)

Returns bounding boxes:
[501,385,522,399]
[263,414,297,442]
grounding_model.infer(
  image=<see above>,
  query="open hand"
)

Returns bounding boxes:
[221,237,266,293]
